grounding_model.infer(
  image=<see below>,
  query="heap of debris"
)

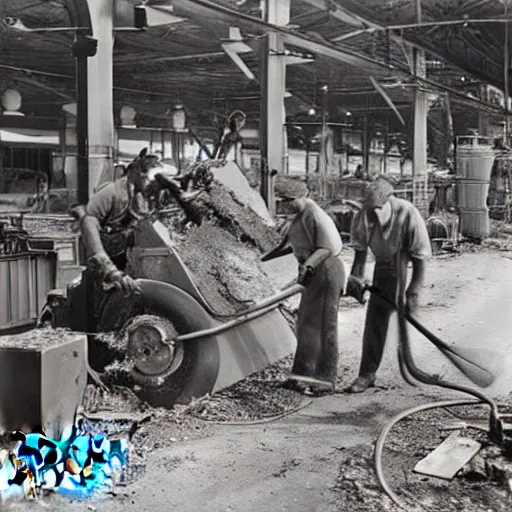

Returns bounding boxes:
[157,163,286,316]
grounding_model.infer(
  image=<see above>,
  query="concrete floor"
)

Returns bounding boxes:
[4,249,512,512]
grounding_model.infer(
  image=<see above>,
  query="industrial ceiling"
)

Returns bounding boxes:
[0,0,510,139]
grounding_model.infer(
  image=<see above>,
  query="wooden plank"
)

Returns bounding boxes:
[413,433,481,480]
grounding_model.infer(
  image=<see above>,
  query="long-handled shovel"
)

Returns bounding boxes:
[366,285,503,389]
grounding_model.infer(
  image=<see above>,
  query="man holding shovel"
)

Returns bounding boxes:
[262,179,346,395]
[345,176,432,393]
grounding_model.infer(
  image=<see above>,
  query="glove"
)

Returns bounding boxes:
[154,172,182,195]
[297,264,314,286]
[345,275,368,305]
[405,290,419,316]
[89,254,141,297]
[106,269,141,297]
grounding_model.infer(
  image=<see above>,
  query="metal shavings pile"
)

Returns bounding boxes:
[80,384,211,455]
[81,385,148,416]
[172,221,280,315]
[186,356,305,423]
[0,327,82,350]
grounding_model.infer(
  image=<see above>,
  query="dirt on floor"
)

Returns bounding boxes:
[4,211,512,511]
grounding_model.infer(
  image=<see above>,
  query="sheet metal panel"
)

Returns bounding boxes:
[0,252,56,331]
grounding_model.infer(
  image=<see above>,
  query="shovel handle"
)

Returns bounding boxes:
[367,285,453,353]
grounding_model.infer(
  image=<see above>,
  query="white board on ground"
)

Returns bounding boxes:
[213,162,275,226]
[413,432,481,480]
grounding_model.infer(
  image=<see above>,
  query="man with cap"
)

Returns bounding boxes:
[345,176,432,393]
[262,179,346,395]
[78,147,196,297]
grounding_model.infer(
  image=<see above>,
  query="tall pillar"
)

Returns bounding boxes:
[87,0,115,195]
[362,114,370,176]
[412,2,429,217]
[260,0,290,217]
[412,52,429,217]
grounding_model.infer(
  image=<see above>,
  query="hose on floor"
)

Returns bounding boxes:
[374,251,498,509]
[374,398,483,510]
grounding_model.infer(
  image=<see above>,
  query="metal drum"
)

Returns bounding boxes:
[458,207,490,241]
[456,136,496,238]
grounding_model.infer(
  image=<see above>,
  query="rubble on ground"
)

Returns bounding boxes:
[379,405,511,512]
[78,354,304,459]
[186,355,304,422]
[333,446,401,512]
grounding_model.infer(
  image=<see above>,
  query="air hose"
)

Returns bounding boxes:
[374,252,498,509]
[374,398,483,510]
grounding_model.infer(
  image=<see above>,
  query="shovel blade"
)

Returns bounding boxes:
[441,346,504,388]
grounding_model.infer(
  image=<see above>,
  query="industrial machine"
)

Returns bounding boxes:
[0,216,56,333]
[38,217,299,408]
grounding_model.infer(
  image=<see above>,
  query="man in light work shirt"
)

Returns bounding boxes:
[263,180,346,394]
[346,176,432,393]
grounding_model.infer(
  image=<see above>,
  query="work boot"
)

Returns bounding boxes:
[346,374,376,393]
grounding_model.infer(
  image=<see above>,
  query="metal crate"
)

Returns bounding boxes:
[0,251,57,332]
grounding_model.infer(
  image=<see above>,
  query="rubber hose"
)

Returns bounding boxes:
[200,398,314,426]
[397,342,418,388]
[375,398,481,510]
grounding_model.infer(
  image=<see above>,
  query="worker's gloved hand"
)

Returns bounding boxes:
[154,172,182,194]
[106,270,141,297]
[154,173,202,202]
[90,254,141,297]
[297,264,314,286]
[405,290,419,316]
[345,275,368,304]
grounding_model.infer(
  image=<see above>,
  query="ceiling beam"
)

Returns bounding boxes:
[170,0,509,117]
[171,0,401,75]
[300,0,503,88]
[115,51,225,66]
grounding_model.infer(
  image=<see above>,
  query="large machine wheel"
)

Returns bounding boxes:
[96,283,221,408]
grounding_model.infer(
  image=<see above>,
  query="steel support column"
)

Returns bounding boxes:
[64,0,93,205]
[259,0,290,217]
[86,0,115,194]
[412,1,429,217]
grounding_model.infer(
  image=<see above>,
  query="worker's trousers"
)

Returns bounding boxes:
[292,254,346,384]
[358,262,400,377]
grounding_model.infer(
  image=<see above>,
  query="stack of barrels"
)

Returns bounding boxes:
[455,135,496,239]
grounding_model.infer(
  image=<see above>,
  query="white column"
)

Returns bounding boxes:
[86,0,115,194]
[260,0,290,216]
[412,49,429,217]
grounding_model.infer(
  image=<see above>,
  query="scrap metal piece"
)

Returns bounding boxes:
[413,432,482,480]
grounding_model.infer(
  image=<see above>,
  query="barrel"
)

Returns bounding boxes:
[458,207,491,239]
[456,179,490,209]
[455,136,496,238]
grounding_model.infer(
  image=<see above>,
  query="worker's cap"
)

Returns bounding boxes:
[363,175,396,209]
[127,147,163,180]
[274,178,309,201]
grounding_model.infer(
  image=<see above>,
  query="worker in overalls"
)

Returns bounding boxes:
[345,176,432,393]
[78,147,194,298]
[262,180,346,395]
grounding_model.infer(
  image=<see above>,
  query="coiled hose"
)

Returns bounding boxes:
[374,252,498,509]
